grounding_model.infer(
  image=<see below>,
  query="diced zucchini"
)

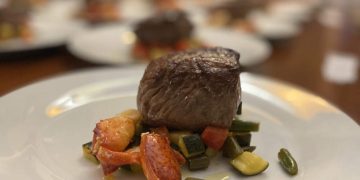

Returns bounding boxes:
[128,122,146,147]
[122,164,131,171]
[82,141,99,164]
[231,152,269,176]
[135,122,144,137]
[178,134,205,158]
[170,143,181,152]
[222,136,243,159]
[130,164,143,173]
[242,146,256,152]
[233,132,252,147]
[237,102,242,115]
[188,155,210,171]
[103,175,115,180]
[121,164,142,173]
[185,177,205,180]
[205,147,218,158]
[169,131,192,145]
[230,119,259,132]
[128,136,141,148]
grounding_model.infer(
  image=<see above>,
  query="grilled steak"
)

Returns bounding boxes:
[134,10,193,45]
[137,47,241,130]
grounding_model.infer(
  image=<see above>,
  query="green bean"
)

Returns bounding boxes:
[278,148,298,175]
[230,119,259,132]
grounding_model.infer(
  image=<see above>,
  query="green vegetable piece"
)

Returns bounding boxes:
[185,177,205,180]
[122,164,131,171]
[122,164,143,173]
[130,164,143,173]
[230,119,259,132]
[242,146,256,152]
[205,147,218,158]
[188,155,210,171]
[169,131,192,145]
[278,148,298,175]
[82,142,99,164]
[128,122,148,147]
[223,136,243,159]
[178,134,205,158]
[170,143,181,152]
[231,151,269,176]
[237,102,242,115]
[233,132,252,147]
[129,136,141,147]
[135,122,144,137]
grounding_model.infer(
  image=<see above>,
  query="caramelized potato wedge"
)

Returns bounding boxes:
[96,146,141,175]
[140,133,181,180]
[92,116,136,153]
[118,109,143,124]
[151,126,170,143]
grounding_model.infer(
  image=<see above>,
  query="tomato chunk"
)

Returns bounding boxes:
[201,126,229,150]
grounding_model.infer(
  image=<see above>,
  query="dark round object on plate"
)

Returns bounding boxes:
[209,0,267,19]
[137,47,241,130]
[134,10,193,45]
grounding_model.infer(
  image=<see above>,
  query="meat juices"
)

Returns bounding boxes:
[137,47,241,130]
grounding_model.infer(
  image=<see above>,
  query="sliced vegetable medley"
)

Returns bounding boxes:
[83,109,297,179]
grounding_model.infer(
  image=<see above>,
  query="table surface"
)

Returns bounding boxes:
[0,19,359,124]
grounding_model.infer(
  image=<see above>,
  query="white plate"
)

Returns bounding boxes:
[33,0,154,24]
[195,28,272,66]
[1,66,360,179]
[0,20,83,53]
[268,1,313,23]
[68,24,272,67]
[247,10,301,39]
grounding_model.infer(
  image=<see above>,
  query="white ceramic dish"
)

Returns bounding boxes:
[0,20,83,53]
[67,24,271,67]
[268,1,313,23]
[1,66,360,179]
[33,0,153,24]
[247,10,301,40]
[196,28,272,67]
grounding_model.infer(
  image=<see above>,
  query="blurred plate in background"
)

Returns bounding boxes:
[0,20,83,53]
[68,24,271,67]
[32,0,154,24]
[67,24,135,65]
[196,28,272,67]
[268,0,313,23]
[247,10,301,40]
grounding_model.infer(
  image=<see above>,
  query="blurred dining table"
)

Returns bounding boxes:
[0,17,359,124]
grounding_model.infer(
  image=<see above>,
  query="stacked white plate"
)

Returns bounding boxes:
[68,24,272,67]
